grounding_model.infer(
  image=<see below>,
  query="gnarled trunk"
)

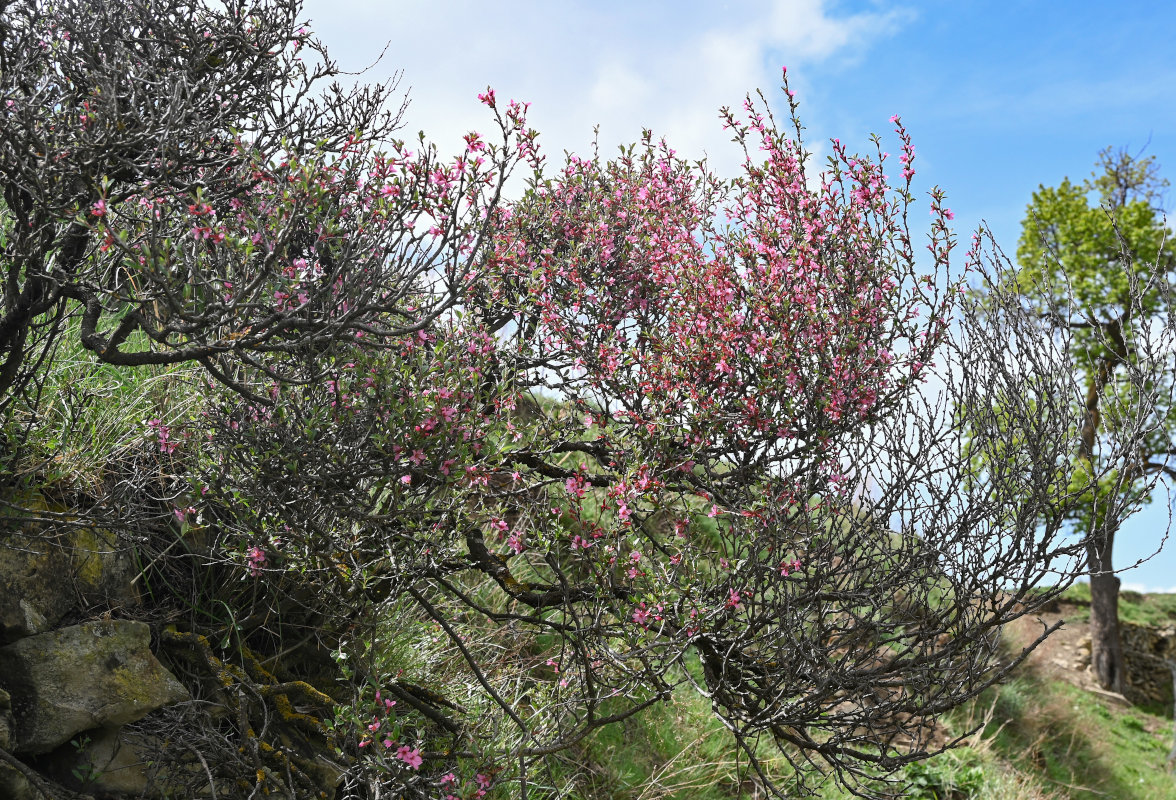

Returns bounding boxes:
[1087,531,1125,693]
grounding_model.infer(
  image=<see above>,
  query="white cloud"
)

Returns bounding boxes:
[587,62,653,119]
[767,0,909,62]
[1121,582,1176,595]
[300,0,913,181]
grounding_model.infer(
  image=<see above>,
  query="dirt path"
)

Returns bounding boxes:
[1006,602,1101,692]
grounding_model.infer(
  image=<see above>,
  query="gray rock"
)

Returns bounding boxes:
[40,725,155,797]
[0,620,188,754]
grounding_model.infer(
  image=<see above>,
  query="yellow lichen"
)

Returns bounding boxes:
[269,691,327,737]
[240,646,277,684]
[70,526,118,590]
[162,629,334,794]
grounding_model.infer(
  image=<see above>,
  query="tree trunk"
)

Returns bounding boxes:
[1087,532,1125,694]
[1079,345,1128,695]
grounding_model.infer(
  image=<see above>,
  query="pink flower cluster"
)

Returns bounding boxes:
[145,418,180,454]
[355,689,424,769]
[246,546,266,577]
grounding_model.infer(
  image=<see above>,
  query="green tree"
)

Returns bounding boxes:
[1013,146,1174,692]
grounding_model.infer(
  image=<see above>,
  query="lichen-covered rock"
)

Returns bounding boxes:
[0,493,75,641]
[0,620,188,754]
[70,525,140,611]
[0,687,13,751]
[0,490,140,643]
[1122,620,1176,708]
[0,761,39,800]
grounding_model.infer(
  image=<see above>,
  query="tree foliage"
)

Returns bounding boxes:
[1,2,1174,799]
[1014,148,1171,366]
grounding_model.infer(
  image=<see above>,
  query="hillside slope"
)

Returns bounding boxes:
[553,592,1176,800]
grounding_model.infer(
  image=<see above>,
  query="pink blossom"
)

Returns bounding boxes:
[617,501,632,523]
[395,746,423,769]
[779,559,802,577]
[247,546,266,577]
[565,476,587,499]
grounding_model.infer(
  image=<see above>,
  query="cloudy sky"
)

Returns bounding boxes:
[300,0,1176,589]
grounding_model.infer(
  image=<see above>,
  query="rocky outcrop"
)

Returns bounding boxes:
[0,488,188,798]
[0,495,78,641]
[0,490,139,643]
[36,725,157,796]
[0,620,188,755]
[1044,614,1176,709]
[0,688,39,799]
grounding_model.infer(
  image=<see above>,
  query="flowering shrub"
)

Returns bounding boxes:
[192,66,1166,797]
[5,2,1170,798]
[0,0,530,413]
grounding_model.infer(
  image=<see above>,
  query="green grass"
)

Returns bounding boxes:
[924,661,1176,800]
[523,618,1176,800]
[1056,582,1176,627]
[3,317,204,490]
[533,680,792,800]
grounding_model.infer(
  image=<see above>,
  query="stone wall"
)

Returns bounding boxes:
[1123,620,1176,710]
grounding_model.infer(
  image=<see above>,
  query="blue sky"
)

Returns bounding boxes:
[300,0,1176,589]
